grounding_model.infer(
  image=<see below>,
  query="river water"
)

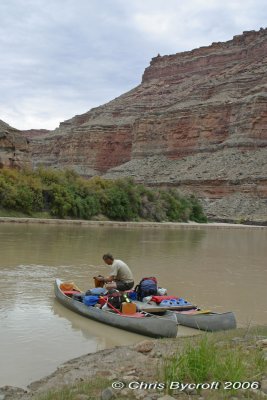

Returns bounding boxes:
[0,223,266,388]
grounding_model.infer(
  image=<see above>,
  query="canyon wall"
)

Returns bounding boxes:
[0,120,31,169]
[25,29,267,222]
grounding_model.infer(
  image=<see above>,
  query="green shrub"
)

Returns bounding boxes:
[71,194,100,219]
[0,173,43,214]
[0,177,18,209]
[103,187,136,220]
[0,167,207,222]
[189,195,208,223]
[49,184,74,218]
[160,190,188,221]
[37,167,66,186]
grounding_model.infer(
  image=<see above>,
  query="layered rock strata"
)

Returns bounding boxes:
[0,120,31,169]
[22,129,50,139]
[28,29,267,222]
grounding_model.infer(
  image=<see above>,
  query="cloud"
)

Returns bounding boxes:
[0,0,266,130]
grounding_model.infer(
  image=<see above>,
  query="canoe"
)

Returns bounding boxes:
[173,309,237,332]
[134,300,236,332]
[54,279,178,338]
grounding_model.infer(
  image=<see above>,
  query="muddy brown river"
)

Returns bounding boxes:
[0,222,266,388]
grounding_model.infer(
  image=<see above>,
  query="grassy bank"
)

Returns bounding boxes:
[30,326,267,400]
[0,167,207,223]
[162,332,266,398]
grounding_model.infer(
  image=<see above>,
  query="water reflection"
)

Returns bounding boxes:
[52,299,147,344]
[0,224,206,268]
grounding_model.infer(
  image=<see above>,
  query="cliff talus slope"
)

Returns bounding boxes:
[29,29,267,222]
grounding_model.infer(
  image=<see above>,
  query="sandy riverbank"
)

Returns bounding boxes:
[0,216,266,229]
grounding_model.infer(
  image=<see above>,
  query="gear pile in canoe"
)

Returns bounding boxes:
[130,276,236,332]
[54,279,178,338]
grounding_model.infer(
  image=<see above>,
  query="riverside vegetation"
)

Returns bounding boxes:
[0,167,207,222]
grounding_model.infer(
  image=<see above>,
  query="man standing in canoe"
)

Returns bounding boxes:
[95,253,134,291]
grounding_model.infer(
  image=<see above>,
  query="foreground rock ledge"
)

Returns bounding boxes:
[1,328,267,400]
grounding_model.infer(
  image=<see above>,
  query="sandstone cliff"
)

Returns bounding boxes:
[0,120,31,169]
[23,129,50,139]
[28,29,267,222]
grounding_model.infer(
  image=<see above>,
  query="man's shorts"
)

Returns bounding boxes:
[116,280,134,291]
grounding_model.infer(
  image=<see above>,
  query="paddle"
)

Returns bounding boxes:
[179,309,211,315]
[193,310,211,315]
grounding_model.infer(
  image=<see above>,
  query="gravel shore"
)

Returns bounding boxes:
[0,217,266,229]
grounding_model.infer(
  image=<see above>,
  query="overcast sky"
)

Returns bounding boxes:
[0,0,266,130]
